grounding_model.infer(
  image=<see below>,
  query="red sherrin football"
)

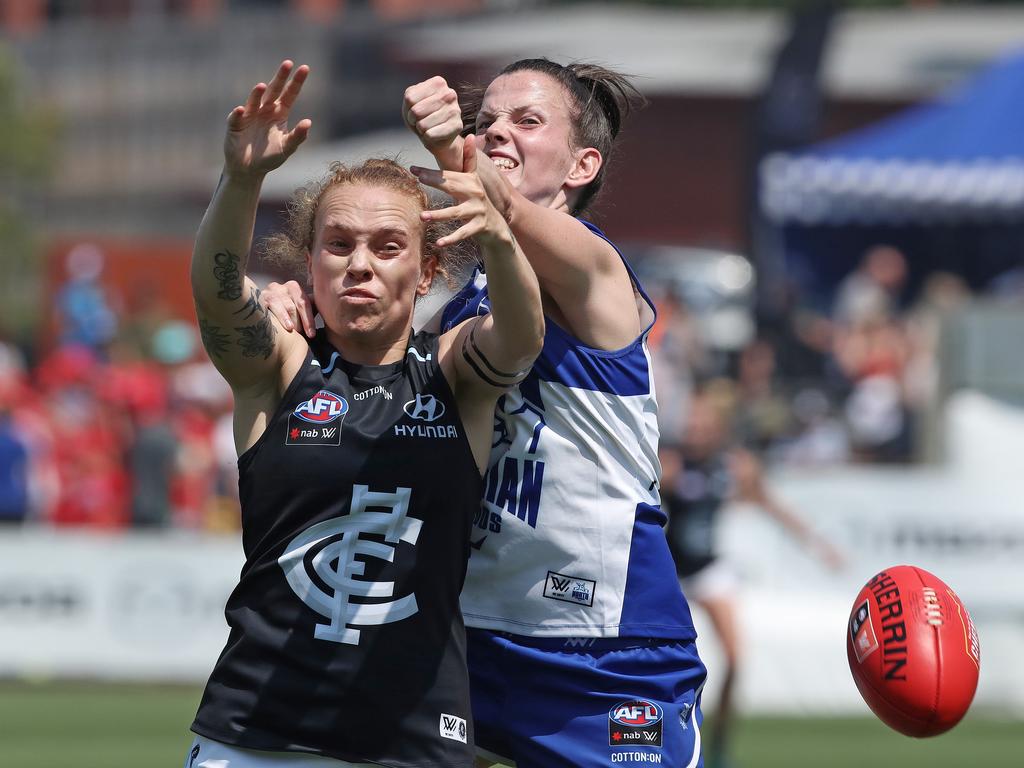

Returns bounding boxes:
[847,565,980,737]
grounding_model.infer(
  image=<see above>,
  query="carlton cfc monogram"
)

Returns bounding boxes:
[278,485,422,644]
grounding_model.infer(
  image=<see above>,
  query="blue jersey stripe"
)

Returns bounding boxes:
[531,320,652,395]
[620,502,696,637]
[441,222,658,396]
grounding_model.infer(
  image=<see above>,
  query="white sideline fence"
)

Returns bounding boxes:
[0,391,1021,718]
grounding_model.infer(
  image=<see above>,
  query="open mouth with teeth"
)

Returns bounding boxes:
[490,156,519,171]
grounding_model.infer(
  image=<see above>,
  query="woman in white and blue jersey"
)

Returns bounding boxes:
[404,58,706,768]
[267,59,707,768]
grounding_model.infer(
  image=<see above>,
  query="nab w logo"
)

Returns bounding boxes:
[278,485,422,645]
[404,393,445,422]
[294,390,348,424]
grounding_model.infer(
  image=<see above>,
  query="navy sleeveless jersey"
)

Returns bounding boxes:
[191,330,479,768]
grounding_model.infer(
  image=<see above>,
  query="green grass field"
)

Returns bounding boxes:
[0,681,1019,767]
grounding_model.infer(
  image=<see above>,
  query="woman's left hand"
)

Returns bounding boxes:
[410,135,514,253]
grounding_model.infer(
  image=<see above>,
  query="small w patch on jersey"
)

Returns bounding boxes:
[543,570,596,607]
[439,713,467,743]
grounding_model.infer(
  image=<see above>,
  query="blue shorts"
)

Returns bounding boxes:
[467,629,706,768]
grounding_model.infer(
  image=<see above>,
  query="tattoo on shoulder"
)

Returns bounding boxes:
[236,314,276,360]
[233,285,266,321]
[213,250,242,300]
[199,318,231,360]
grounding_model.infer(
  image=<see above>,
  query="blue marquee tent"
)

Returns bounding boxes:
[761,48,1024,226]
[756,49,1024,302]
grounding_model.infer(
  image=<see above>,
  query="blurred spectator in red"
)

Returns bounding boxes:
[831,245,914,462]
[100,349,177,528]
[38,345,130,528]
[833,312,913,462]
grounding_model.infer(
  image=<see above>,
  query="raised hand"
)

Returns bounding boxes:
[402,76,464,171]
[411,135,513,254]
[224,60,311,180]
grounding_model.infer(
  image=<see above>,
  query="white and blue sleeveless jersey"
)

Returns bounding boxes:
[442,221,696,639]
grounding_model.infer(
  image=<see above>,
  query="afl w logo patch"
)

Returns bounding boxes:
[287,390,348,445]
[543,570,596,607]
[609,699,664,748]
[404,393,445,422]
[278,485,422,644]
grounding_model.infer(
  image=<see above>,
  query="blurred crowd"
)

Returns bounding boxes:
[651,243,979,469]
[0,245,238,530]
[0,239,1004,530]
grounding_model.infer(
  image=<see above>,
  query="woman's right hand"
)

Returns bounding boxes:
[224,60,312,180]
[260,280,317,338]
[402,76,465,172]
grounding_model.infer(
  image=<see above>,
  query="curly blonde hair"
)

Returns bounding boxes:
[262,158,472,287]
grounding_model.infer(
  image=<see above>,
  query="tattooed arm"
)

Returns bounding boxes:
[191,61,311,452]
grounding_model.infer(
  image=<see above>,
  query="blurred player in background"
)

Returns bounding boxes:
[187,60,543,767]
[266,58,707,768]
[661,387,844,768]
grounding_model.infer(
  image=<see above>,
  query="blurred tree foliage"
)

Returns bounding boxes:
[0,45,57,344]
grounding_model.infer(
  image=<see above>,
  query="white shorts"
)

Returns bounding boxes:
[679,558,739,603]
[185,735,377,768]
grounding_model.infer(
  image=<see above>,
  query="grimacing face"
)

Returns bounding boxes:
[476,70,594,209]
[306,183,435,340]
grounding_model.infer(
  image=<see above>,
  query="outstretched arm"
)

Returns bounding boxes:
[414,136,544,470]
[192,60,311,394]
[730,448,846,570]
[415,135,544,386]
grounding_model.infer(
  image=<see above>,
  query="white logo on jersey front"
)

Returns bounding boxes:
[278,485,422,645]
[404,393,445,422]
[294,390,349,424]
[406,345,432,363]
